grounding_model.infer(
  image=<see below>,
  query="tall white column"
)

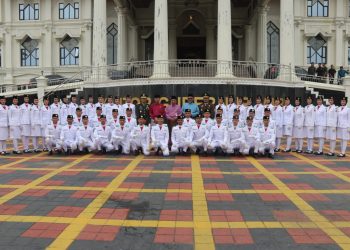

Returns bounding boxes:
[216,0,233,77]
[279,0,295,81]
[93,0,107,68]
[129,25,138,61]
[169,25,177,60]
[206,25,215,60]
[152,0,169,78]
[257,6,267,63]
[4,0,13,90]
[336,0,344,66]
[117,8,128,65]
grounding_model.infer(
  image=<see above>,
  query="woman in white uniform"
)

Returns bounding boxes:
[0,96,9,155]
[292,97,304,153]
[8,96,22,154]
[337,97,350,157]
[30,96,42,152]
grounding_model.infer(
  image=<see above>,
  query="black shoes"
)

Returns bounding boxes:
[327,152,335,156]
[314,151,323,155]
[337,153,346,158]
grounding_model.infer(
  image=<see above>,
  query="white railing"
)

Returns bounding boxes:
[1,60,348,95]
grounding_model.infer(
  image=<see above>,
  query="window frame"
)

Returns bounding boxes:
[107,23,118,65]
[59,36,80,66]
[20,38,39,67]
[267,21,280,64]
[307,0,329,17]
[19,3,39,21]
[59,2,80,20]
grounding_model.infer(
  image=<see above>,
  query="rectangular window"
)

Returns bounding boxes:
[59,2,79,19]
[307,46,327,64]
[21,48,39,67]
[19,3,39,20]
[60,47,79,65]
[307,0,329,17]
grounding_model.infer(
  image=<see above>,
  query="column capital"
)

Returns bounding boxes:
[116,7,129,15]
[257,5,269,14]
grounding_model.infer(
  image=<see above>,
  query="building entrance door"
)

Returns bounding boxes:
[177,37,206,60]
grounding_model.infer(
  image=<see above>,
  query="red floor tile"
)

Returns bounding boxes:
[94,208,129,220]
[259,193,289,201]
[47,206,84,218]
[273,210,310,222]
[84,181,109,187]
[20,189,51,197]
[0,204,27,215]
[71,190,101,199]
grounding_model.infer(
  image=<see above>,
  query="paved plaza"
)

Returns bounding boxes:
[0,148,350,249]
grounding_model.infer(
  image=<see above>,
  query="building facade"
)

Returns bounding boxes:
[0,0,350,88]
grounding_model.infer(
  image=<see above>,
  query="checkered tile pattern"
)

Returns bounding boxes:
[0,148,350,249]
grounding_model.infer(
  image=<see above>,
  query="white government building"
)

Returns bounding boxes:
[0,0,349,100]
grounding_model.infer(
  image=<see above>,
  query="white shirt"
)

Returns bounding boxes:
[171,125,190,144]
[293,105,304,127]
[8,105,21,126]
[41,105,52,126]
[190,124,208,141]
[45,123,61,140]
[315,105,327,127]
[282,105,294,126]
[326,104,337,128]
[122,103,136,118]
[151,124,169,144]
[0,105,9,127]
[94,124,112,142]
[304,104,315,127]
[271,105,283,127]
[208,124,227,142]
[20,103,31,125]
[337,106,350,129]
[77,125,95,142]
[30,105,42,126]
[60,124,78,142]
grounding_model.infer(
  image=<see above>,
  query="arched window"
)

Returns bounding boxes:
[21,37,39,66]
[267,21,280,64]
[60,36,79,65]
[307,0,329,17]
[307,34,327,64]
[107,23,118,65]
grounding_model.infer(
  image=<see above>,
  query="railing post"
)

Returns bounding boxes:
[36,76,48,105]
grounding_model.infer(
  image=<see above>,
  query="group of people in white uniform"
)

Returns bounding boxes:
[0,93,348,158]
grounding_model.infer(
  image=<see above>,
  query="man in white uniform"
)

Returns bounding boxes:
[259,116,276,158]
[111,116,131,154]
[293,97,304,153]
[107,109,120,129]
[60,96,69,126]
[226,95,237,121]
[272,97,283,152]
[105,95,115,120]
[190,114,208,155]
[0,96,9,155]
[183,109,196,130]
[73,108,84,127]
[326,97,338,156]
[50,95,61,119]
[208,114,227,155]
[68,95,79,116]
[20,95,32,153]
[76,115,95,153]
[90,107,103,128]
[215,96,227,119]
[202,109,214,132]
[45,114,62,155]
[254,95,265,127]
[242,116,260,156]
[86,95,96,119]
[130,115,150,156]
[30,96,42,152]
[60,115,78,155]
[94,115,114,153]
[225,115,245,156]
[171,116,191,155]
[41,97,51,151]
[336,97,350,157]
[304,95,316,154]
[8,96,22,154]
[79,96,87,116]
[282,97,294,152]
[314,96,327,155]
[125,108,137,128]
[151,115,169,156]
[122,95,136,118]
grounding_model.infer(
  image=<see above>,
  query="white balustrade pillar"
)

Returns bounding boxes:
[93,0,107,79]
[36,76,48,105]
[279,0,295,81]
[152,0,170,78]
[343,76,350,106]
[117,8,128,65]
[216,0,233,77]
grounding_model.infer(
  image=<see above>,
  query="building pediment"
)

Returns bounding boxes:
[53,28,82,39]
